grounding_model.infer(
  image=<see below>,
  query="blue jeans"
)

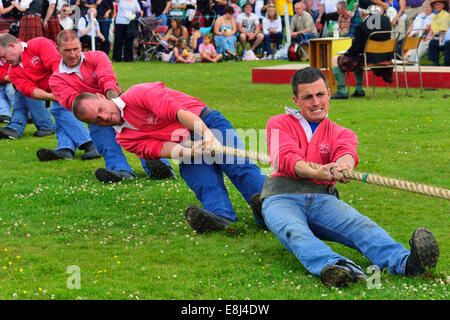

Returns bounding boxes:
[88,124,172,177]
[262,193,410,276]
[7,91,55,136]
[179,109,267,225]
[0,84,12,117]
[49,101,92,153]
[263,32,283,54]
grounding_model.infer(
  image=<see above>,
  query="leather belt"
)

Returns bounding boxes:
[261,176,340,201]
[199,106,213,119]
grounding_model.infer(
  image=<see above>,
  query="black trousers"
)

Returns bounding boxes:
[428,39,450,66]
[113,23,135,62]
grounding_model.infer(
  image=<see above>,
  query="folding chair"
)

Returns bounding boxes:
[396,31,424,97]
[362,31,400,99]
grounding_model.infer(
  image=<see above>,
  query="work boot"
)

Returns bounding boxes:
[185,205,233,234]
[330,92,349,99]
[405,227,439,277]
[79,141,102,161]
[320,260,367,288]
[351,89,365,97]
[0,115,11,123]
[249,192,267,228]
[33,129,56,137]
[145,159,177,179]
[95,168,135,183]
[36,148,74,161]
[0,127,19,139]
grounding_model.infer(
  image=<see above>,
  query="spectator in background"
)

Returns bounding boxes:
[306,0,321,21]
[43,0,61,43]
[171,38,195,62]
[59,4,74,30]
[237,2,264,54]
[371,0,407,40]
[402,0,434,63]
[404,0,426,30]
[96,0,115,55]
[347,0,362,38]
[0,0,20,31]
[162,17,189,48]
[335,0,353,37]
[193,0,215,27]
[317,0,339,37]
[151,0,171,26]
[14,0,45,41]
[214,5,238,58]
[213,0,228,16]
[262,5,282,58]
[78,7,106,51]
[230,0,243,20]
[168,0,186,25]
[290,0,317,43]
[190,20,203,53]
[426,0,450,65]
[185,0,196,32]
[275,0,294,28]
[199,33,223,62]
[113,0,142,62]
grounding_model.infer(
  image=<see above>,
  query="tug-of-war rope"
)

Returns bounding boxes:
[207,144,450,201]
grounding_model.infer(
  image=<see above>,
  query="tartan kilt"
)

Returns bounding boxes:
[337,55,363,73]
[0,18,17,32]
[43,17,61,43]
[18,15,43,42]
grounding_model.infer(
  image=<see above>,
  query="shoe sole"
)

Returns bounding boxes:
[320,266,356,288]
[145,160,176,180]
[33,132,56,137]
[185,206,226,234]
[0,131,18,139]
[411,227,439,269]
[249,193,264,222]
[82,152,102,161]
[36,149,73,161]
[95,168,124,183]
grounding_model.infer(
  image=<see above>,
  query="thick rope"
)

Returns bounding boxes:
[210,144,450,201]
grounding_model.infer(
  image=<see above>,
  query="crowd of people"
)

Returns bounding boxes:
[0,1,446,289]
[0,0,447,64]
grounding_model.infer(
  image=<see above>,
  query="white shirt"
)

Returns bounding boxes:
[262,16,282,34]
[111,97,138,133]
[321,0,339,14]
[411,12,435,36]
[77,15,100,38]
[59,15,74,30]
[237,12,260,33]
[58,52,86,79]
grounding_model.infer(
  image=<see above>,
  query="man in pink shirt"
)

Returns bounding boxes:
[71,82,267,233]
[0,34,100,161]
[49,30,175,183]
[261,67,439,288]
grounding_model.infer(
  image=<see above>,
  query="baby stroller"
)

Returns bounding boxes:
[136,17,170,61]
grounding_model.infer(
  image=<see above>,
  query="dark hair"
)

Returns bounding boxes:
[224,5,235,15]
[192,20,201,30]
[290,67,328,97]
[243,2,253,9]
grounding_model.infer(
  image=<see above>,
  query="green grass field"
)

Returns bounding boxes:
[0,60,448,300]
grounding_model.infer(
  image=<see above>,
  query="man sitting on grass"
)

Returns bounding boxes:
[71,82,267,234]
[261,67,440,288]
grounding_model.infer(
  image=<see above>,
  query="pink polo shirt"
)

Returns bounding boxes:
[49,50,119,111]
[8,37,61,98]
[115,82,206,160]
[266,113,359,186]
